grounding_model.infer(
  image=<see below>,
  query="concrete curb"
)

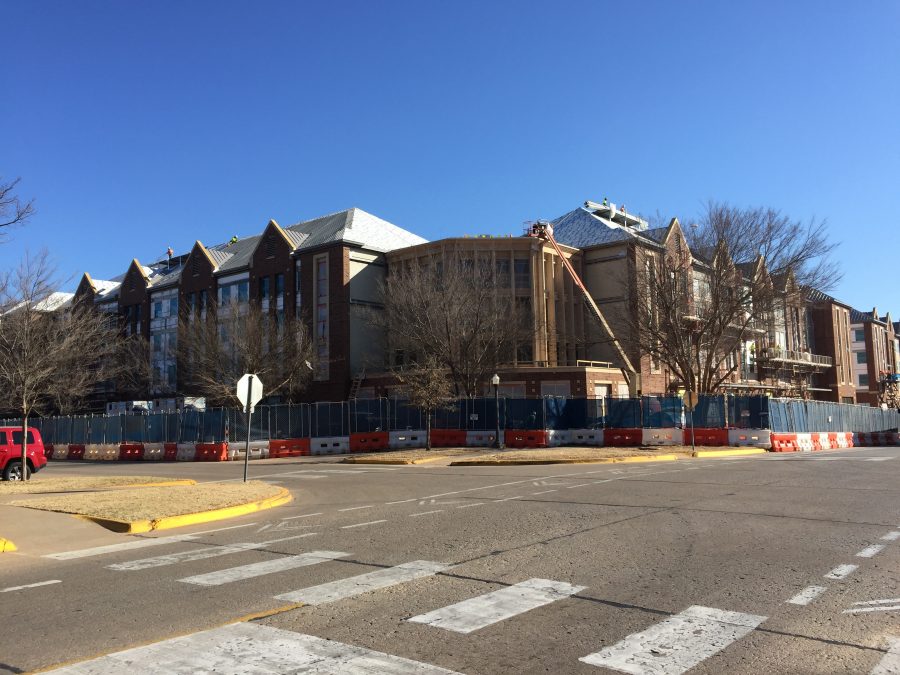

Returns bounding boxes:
[343,455,455,465]
[692,448,768,458]
[0,537,17,552]
[450,454,681,466]
[78,487,293,534]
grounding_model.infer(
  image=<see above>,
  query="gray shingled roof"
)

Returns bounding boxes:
[207,248,234,269]
[550,207,664,249]
[210,235,261,274]
[850,308,882,324]
[148,263,185,289]
[286,208,427,253]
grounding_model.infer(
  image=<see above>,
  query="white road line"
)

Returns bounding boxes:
[39,622,461,674]
[871,636,900,674]
[44,534,199,560]
[408,578,584,634]
[845,605,900,614]
[178,550,348,586]
[532,489,558,495]
[410,510,444,517]
[580,605,767,674]
[1,580,61,593]
[280,512,323,520]
[338,505,373,512]
[786,585,827,606]
[825,564,859,580]
[456,503,484,509]
[386,498,417,505]
[881,531,900,542]
[107,534,318,571]
[276,560,454,605]
[566,483,592,489]
[341,520,387,529]
[857,544,886,558]
[847,598,900,607]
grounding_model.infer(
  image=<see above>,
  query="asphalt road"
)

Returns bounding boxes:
[1,447,899,674]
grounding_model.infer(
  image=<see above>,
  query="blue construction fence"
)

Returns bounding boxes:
[5,395,896,445]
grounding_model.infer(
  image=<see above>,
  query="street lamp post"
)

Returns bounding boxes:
[491,373,503,449]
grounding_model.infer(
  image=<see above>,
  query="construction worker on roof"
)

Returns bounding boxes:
[229,235,238,245]
[602,197,608,206]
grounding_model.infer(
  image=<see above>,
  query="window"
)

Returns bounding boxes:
[153,334,162,353]
[275,273,284,297]
[854,329,865,342]
[169,298,178,316]
[220,285,231,304]
[153,301,163,318]
[259,276,270,300]
[495,259,511,288]
[185,293,194,314]
[12,431,35,445]
[858,374,869,387]
[513,259,530,289]
[237,281,248,302]
[198,291,206,313]
[856,351,867,364]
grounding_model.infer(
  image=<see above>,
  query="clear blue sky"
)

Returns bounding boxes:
[2,1,898,314]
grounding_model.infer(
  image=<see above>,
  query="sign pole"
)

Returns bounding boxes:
[243,375,253,483]
[690,408,696,454]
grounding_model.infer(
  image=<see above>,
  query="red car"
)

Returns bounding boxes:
[0,427,47,480]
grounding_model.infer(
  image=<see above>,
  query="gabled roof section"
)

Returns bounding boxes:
[285,208,427,253]
[551,206,669,250]
[249,219,303,259]
[207,234,261,274]
[850,307,885,325]
[806,287,851,309]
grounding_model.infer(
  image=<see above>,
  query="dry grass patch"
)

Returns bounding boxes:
[10,481,280,522]
[0,476,194,496]
[342,448,486,464]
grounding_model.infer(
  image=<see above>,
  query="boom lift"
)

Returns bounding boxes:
[526,220,638,393]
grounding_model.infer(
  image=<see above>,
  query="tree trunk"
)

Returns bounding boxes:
[20,414,29,482]
[425,411,432,451]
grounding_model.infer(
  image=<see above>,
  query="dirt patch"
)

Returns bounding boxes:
[450,446,690,465]
[10,481,281,522]
[342,448,488,464]
[0,476,194,497]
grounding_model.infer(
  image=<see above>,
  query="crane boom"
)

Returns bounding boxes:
[527,221,637,387]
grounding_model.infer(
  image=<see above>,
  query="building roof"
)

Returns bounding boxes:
[285,207,427,253]
[550,207,650,249]
[850,307,885,325]
[210,235,260,274]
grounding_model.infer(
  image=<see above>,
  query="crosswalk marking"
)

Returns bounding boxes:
[786,585,827,606]
[871,636,900,674]
[880,531,900,542]
[825,564,858,580]
[857,544,886,558]
[408,578,585,634]
[107,534,318,571]
[844,598,900,614]
[44,534,198,560]
[178,550,348,586]
[41,622,461,674]
[275,560,454,605]
[1,579,61,593]
[579,605,767,674]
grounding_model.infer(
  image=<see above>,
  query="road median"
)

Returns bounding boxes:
[9,481,290,534]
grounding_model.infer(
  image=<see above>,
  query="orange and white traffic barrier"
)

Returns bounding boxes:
[770,433,798,452]
[795,433,814,452]
[727,429,772,449]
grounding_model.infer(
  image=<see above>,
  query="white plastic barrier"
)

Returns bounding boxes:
[835,432,850,449]
[796,433,814,452]
[642,428,683,446]
[227,441,269,460]
[83,444,120,461]
[816,432,831,450]
[310,436,350,455]
[143,443,165,461]
[466,430,503,447]
[727,429,772,449]
[50,445,69,460]
[567,429,604,446]
[176,443,197,461]
[389,430,426,449]
[546,430,573,447]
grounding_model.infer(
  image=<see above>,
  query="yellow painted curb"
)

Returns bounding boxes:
[0,537,17,552]
[693,448,768,458]
[82,487,293,534]
[450,454,680,466]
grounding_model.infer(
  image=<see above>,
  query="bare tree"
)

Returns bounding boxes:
[113,334,153,402]
[0,251,120,479]
[690,201,841,291]
[394,355,456,450]
[0,177,35,231]
[178,299,314,406]
[376,254,534,397]
[629,203,839,394]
